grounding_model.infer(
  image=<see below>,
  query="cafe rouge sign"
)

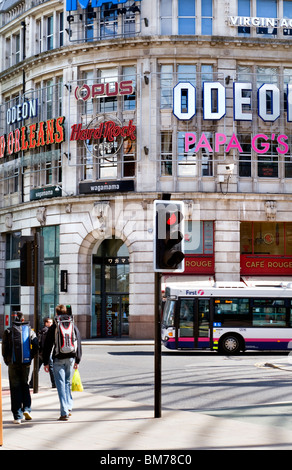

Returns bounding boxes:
[241,255,292,275]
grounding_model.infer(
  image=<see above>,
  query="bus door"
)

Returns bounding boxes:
[177,297,212,349]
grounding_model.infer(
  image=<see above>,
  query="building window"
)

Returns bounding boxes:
[241,222,292,256]
[185,221,214,254]
[14,33,21,63]
[35,12,64,54]
[161,132,173,176]
[238,0,251,36]
[40,226,60,320]
[67,1,141,43]
[283,1,292,35]
[47,16,54,50]
[201,0,212,35]
[59,12,64,46]
[178,0,196,35]
[256,0,277,36]
[161,0,172,34]
[160,65,173,109]
[5,232,21,316]
[238,134,252,177]
[123,66,136,110]
[178,131,197,176]
[257,137,278,178]
[160,0,212,36]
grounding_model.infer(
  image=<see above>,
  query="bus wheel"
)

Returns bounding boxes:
[219,334,243,355]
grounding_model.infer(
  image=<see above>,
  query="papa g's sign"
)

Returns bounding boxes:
[66,0,142,12]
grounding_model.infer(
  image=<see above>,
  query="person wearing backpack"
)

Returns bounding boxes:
[29,317,56,389]
[43,304,82,421]
[2,312,39,424]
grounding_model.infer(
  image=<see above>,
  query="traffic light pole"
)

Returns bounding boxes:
[33,232,40,394]
[154,271,162,418]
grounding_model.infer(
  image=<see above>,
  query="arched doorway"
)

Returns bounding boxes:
[92,237,129,338]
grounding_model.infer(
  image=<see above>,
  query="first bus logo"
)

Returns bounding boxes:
[186,289,204,295]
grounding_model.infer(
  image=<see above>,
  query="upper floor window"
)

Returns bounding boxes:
[47,16,54,50]
[160,0,212,36]
[237,0,292,38]
[238,0,250,36]
[178,0,196,34]
[35,11,64,54]
[257,0,277,36]
[66,1,141,43]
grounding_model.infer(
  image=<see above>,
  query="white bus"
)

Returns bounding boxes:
[161,281,292,354]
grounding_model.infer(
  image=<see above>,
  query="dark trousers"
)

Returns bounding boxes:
[8,363,31,420]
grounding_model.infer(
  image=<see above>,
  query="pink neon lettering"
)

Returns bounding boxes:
[252,134,270,154]
[215,133,227,152]
[276,134,289,154]
[225,133,243,153]
[185,133,196,152]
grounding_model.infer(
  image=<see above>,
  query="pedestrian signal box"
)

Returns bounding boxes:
[154,200,185,273]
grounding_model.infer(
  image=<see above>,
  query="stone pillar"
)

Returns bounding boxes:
[215,220,240,281]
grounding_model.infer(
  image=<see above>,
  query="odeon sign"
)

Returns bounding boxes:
[173,81,292,122]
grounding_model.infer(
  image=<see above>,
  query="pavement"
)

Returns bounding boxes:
[1,341,292,451]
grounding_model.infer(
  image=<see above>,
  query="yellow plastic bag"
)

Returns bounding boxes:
[71,369,83,392]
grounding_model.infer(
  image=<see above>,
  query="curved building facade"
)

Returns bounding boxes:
[1,0,292,338]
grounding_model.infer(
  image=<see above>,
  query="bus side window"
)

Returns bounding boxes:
[179,299,194,337]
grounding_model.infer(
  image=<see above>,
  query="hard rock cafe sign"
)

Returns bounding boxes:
[70,115,136,158]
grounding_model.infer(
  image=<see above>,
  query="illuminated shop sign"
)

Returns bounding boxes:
[184,256,214,274]
[66,0,142,12]
[229,16,292,29]
[79,179,134,194]
[74,81,134,100]
[241,255,292,275]
[173,81,292,122]
[184,132,291,155]
[70,117,136,158]
[70,119,136,142]
[0,117,65,158]
[7,99,38,125]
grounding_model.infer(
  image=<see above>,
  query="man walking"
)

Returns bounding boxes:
[43,304,82,421]
[2,312,38,424]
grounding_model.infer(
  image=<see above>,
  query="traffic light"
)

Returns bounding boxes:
[20,236,34,286]
[154,200,185,272]
[19,235,44,286]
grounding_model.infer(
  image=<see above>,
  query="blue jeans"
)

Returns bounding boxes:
[8,364,31,420]
[53,357,74,417]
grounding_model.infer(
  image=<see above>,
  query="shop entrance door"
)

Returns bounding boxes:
[105,294,129,337]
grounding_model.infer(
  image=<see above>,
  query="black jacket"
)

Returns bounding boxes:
[42,315,82,366]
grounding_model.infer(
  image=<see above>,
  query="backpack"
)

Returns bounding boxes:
[11,323,32,365]
[54,315,77,356]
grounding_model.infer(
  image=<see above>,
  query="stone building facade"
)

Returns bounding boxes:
[1,0,292,338]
